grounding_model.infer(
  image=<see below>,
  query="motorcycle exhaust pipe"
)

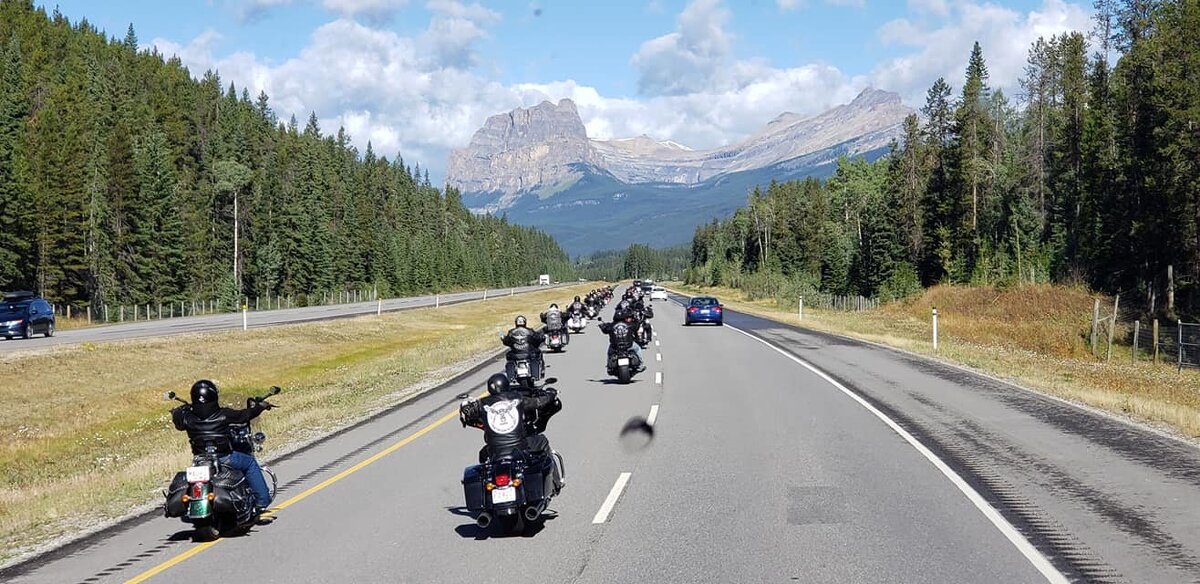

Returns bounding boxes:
[476,512,493,529]
[523,505,541,522]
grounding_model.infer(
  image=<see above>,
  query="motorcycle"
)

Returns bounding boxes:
[584,305,599,320]
[567,312,586,333]
[545,329,567,352]
[163,386,280,541]
[607,348,643,384]
[507,358,543,390]
[460,382,565,534]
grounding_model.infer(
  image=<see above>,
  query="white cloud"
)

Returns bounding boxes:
[156,0,1092,183]
[872,0,1092,103]
[632,0,736,96]
[777,0,803,9]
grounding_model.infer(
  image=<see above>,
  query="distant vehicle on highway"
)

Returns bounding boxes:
[684,296,723,326]
[538,274,550,285]
[1,291,56,339]
[650,286,668,301]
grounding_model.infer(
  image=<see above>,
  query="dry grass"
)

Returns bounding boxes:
[670,282,1200,439]
[0,285,591,565]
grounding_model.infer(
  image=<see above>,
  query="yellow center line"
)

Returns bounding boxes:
[125,395,482,584]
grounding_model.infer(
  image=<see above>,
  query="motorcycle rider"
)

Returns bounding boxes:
[460,373,564,491]
[540,303,569,346]
[501,316,545,384]
[599,307,647,372]
[171,380,274,512]
[568,295,586,316]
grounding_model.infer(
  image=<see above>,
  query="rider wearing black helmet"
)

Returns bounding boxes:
[501,315,545,383]
[460,373,564,490]
[599,307,647,372]
[171,380,274,512]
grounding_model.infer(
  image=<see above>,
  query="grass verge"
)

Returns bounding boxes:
[0,284,591,565]
[669,282,1200,439]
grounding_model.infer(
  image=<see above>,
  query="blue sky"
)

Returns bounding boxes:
[37,0,1094,182]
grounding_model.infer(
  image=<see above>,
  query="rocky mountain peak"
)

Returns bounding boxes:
[447,87,913,201]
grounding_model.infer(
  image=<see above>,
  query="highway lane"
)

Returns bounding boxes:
[6,287,1198,583]
[0,285,563,354]
[668,291,1200,583]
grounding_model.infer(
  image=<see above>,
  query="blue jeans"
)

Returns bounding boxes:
[222,451,272,508]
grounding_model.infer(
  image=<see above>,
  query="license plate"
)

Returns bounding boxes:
[186,465,211,482]
[617,358,630,366]
[516,363,531,376]
[492,486,516,504]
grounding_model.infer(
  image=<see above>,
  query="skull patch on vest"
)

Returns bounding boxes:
[484,399,521,435]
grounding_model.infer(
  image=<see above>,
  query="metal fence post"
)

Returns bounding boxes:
[1180,323,1184,373]
[436,293,440,308]
[1090,298,1100,355]
[932,307,939,352]
[377,299,382,316]
[242,304,248,331]
[798,295,804,321]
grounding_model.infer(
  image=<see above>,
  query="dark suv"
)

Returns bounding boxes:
[1,292,55,340]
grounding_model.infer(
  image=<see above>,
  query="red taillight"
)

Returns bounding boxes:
[713,306,722,312]
[495,474,511,487]
[191,483,203,498]
[688,307,698,313]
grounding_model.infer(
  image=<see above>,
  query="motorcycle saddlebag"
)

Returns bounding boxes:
[164,472,189,517]
[462,465,487,511]
[520,455,554,503]
[210,468,250,515]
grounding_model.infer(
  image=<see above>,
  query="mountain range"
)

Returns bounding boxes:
[446,88,913,255]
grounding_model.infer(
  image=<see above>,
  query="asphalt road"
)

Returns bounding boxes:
[0,285,560,354]
[4,287,1200,583]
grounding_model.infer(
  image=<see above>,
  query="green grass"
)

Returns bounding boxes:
[0,284,592,565]
[669,281,1200,440]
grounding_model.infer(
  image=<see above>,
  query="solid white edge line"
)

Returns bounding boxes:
[655,371,662,385]
[647,404,660,426]
[592,472,633,524]
[723,323,1069,584]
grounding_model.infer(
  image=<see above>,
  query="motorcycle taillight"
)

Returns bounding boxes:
[191,483,203,498]
[495,473,511,487]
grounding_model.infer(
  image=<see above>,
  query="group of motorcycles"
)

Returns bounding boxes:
[159,282,656,541]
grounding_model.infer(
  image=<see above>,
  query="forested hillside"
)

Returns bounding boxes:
[688,0,1200,316]
[0,2,572,308]
[575,244,689,282]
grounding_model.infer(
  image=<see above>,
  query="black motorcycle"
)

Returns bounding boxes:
[163,387,280,540]
[460,382,565,534]
[606,348,643,384]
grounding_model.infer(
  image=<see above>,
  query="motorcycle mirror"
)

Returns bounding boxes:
[253,432,267,443]
[164,391,175,401]
[270,385,282,395]
[455,392,470,400]
[543,377,558,385]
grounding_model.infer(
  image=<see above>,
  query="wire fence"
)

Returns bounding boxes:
[44,288,384,325]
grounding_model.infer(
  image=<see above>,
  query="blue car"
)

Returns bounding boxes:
[1,292,56,340]
[684,296,723,326]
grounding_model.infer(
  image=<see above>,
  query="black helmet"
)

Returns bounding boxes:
[615,308,633,321]
[574,295,581,302]
[549,303,558,310]
[190,379,220,418]
[515,315,527,327]
[486,373,510,396]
